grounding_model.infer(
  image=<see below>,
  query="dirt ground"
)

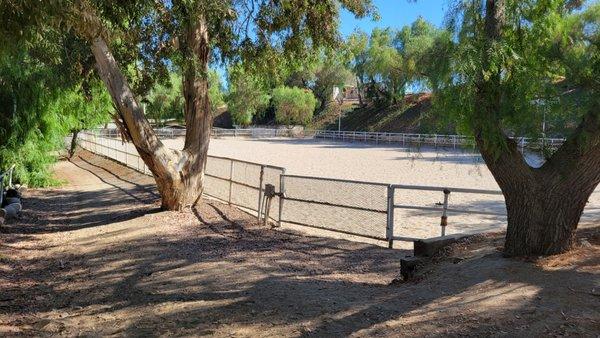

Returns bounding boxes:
[1,151,598,337]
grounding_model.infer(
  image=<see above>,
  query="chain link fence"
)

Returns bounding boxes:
[77,129,511,247]
[280,175,389,241]
[77,132,285,220]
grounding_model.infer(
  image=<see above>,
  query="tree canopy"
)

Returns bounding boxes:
[346,17,450,105]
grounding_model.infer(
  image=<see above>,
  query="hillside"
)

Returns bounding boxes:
[213,93,453,133]
[315,94,454,134]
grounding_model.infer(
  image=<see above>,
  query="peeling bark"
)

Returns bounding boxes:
[80,5,212,211]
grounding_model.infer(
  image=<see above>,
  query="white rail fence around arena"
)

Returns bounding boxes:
[77,129,509,247]
[312,130,566,150]
[92,127,566,150]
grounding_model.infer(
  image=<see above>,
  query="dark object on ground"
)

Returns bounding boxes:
[414,234,470,257]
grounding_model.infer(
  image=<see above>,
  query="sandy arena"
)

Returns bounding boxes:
[190,136,599,224]
[95,135,600,244]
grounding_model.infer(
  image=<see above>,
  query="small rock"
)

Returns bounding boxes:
[579,238,592,248]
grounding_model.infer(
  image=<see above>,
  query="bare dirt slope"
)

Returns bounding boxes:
[1,151,598,337]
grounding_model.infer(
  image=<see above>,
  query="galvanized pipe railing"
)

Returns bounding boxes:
[78,130,514,247]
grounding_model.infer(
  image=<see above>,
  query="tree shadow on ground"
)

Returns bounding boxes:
[2,150,598,337]
[5,200,598,336]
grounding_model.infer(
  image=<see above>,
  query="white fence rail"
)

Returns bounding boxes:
[93,127,567,151]
[93,127,300,139]
[77,130,511,246]
[312,130,566,150]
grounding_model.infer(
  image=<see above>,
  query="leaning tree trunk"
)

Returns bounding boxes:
[78,4,212,210]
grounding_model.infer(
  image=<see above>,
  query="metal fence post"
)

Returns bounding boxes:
[278,169,286,227]
[440,189,450,237]
[386,185,395,248]
[228,160,234,204]
[257,166,265,220]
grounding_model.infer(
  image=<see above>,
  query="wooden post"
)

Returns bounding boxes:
[0,177,4,207]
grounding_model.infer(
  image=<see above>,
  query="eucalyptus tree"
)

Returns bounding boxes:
[58,0,373,210]
[434,0,600,255]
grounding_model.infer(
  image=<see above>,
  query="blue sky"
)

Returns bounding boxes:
[218,1,450,86]
[339,0,450,36]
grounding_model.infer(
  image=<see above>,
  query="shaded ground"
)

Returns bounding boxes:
[1,151,598,336]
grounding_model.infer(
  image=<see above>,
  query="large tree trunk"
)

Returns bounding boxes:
[499,167,597,255]
[175,13,213,209]
[475,0,600,256]
[79,5,212,211]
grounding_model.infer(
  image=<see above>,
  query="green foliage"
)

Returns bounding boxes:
[272,86,317,125]
[346,18,449,105]
[143,69,225,125]
[432,0,599,147]
[0,49,111,187]
[227,66,271,126]
[208,69,226,113]
[144,73,184,125]
[312,51,354,110]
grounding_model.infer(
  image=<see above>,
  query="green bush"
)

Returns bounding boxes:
[271,86,317,125]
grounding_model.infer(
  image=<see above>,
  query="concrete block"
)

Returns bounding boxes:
[413,233,470,257]
[400,256,428,280]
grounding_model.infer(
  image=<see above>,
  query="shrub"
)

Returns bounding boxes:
[271,86,317,125]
